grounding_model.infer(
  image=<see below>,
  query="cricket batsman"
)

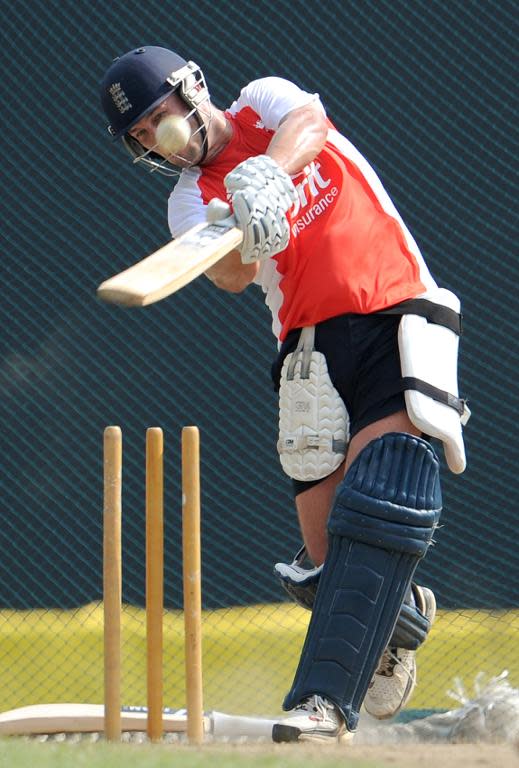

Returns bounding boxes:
[100,46,469,742]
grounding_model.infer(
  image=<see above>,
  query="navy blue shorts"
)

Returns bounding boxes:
[271,313,407,494]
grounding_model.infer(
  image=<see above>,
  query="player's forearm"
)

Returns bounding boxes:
[267,104,328,176]
[204,250,259,292]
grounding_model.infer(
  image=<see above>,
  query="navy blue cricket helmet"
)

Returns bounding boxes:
[100,46,210,172]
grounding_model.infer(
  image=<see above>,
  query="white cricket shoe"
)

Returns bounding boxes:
[364,586,437,720]
[272,695,351,743]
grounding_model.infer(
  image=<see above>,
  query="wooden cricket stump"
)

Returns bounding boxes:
[103,425,203,744]
[182,426,204,745]
[146,427,164,742]
[103,426,122,742]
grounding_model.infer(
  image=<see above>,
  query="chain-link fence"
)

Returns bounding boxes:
[1,0,517,717]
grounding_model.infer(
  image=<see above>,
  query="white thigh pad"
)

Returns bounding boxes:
[398,288,470,474]
[278,326,349,481]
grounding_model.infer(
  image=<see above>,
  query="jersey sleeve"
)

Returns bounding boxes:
[167,168,206,238]
[227,77,325,130]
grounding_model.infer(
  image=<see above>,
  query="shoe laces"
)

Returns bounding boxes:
[378,647,414,683]
[295,694,335,720]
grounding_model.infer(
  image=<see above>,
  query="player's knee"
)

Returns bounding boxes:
[329,431,442,554]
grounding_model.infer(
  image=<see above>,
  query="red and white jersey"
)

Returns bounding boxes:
[168,77,437,342]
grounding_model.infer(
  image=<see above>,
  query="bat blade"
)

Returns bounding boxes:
[97,218,243,307]
[0,703,208,735]
[0,703,282,740]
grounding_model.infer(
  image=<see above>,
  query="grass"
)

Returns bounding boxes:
[0,739,383,768]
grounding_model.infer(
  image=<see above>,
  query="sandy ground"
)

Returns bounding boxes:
[243,742,519,767]
[346,743,519,767]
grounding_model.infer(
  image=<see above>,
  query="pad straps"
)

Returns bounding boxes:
[286,326,315,380]
[399,377,469,423]
[378,298,462,335]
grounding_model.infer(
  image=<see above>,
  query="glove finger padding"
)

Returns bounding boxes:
[225,155,297,263]
[232,188,291,263]
[225,156,297,214]
[225,155,296,195]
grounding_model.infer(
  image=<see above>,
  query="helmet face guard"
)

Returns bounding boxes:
[100,46,211,174]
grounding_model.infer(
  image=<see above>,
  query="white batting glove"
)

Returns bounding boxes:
[224,155,298,264]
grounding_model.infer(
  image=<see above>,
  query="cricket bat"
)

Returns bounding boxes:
[0,703,200,735]
[97,217,243,307]
[0,703,278,740]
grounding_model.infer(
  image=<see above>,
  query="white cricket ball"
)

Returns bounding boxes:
[155,115,191,155]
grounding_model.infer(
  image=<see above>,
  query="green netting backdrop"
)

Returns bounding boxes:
[1,0,517,718]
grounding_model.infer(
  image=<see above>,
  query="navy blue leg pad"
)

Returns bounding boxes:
[283,433,442,731]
